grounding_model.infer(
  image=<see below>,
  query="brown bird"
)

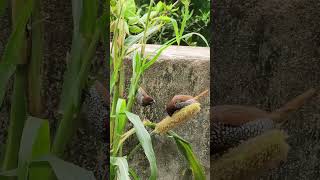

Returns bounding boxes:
[166,90,209,116]
[136,87,155,107]
[93,80,109,104]
[211,88,317,154]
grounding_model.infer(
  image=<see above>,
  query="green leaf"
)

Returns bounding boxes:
[170,131,205,180]
[18,116,51,179]
[124,25,162,48]
[129,168,140,180]
[0,64,15,107]
[1,0,34,64]
[129,25,143,34]
[143,32,208,71]
[123,0,136,19]
[132,51,142,75]
[80,0,98,39]
[1,66,27,172]
[155,1,164,12]
[32,155,96,180]
[125,111,157,180]
[116,98,127,134]
[112,99,127,154]
[170,18,180,44]
[110,157,130,180]
[59,0,85,112]
[128,16,139,25]
[0,0,8,16]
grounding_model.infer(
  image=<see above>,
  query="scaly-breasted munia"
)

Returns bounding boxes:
[136,87,155,107]
[211,88,317,154]
[166,90,209,116]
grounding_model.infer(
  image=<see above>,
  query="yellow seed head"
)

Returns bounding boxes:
[155,103,201,134]
[211,130,289,180]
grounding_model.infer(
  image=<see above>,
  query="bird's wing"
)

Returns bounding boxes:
[211,105,270,126]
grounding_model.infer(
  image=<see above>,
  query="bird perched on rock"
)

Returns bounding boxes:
[166,90,209,116]
[136,87,155,107]
[211,88,317,154]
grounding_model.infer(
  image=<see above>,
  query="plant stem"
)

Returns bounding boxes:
[1,66,27,171]
[28,0,43,116]
[140,0,154,57]
[1,0,28,172]
[52,25,101,157]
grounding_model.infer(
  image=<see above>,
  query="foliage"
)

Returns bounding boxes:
[110,0,208,179]
[0,0,106,179]
[135,0,211,46]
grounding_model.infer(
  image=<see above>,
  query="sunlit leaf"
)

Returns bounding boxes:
[125,25,162,48]
[124,0,136,19]
[170,131,205,180]
[129,168,140,180]
[110,157,131,180]
[125,111,157,180]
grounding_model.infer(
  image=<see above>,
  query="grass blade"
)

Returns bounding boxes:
[59,0,84,112]
[1,66,27,171]
[1,0,34,64]
[18,117,51,179]
[0,64,15,107]
[129,168,140,180]
[32,155,96,180]
[53,14,105,156]
[125,111,157,180]
[112,99,127,155]
[28,0,44,116]
[80,0,98,39]
[169,131,206,180]
[110,157,130,180]
[124,25,162,48]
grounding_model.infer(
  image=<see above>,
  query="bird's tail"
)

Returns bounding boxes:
[194,89,209,101]
[270,88,317,122]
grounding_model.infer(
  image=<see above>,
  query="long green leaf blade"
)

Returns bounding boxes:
[170,132,205,180]
[1,66,27,172]
[0,64,15,107]
[18,117,51,179]
[125,111,157,180]
[124,25,161,48]
[32,155,96,180]
[110,157,131,180]
[1,0,34,64]
[28,0,44,116]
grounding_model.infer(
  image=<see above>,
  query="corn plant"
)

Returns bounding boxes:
[110,0,208,179]
[0,0,106,179]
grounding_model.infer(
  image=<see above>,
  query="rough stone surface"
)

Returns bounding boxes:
[126,45,210,179]
[212,0,320,179]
